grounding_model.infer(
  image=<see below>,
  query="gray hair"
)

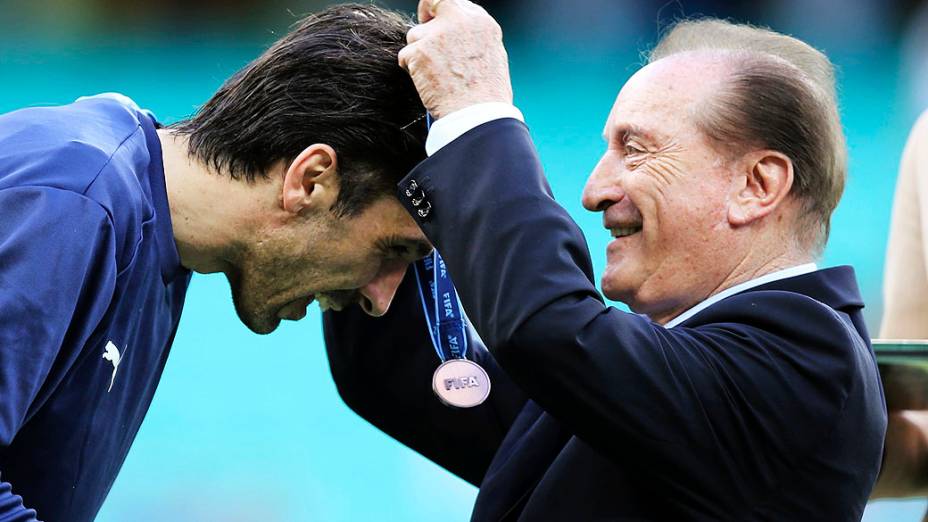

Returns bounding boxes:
[649,19,846,253]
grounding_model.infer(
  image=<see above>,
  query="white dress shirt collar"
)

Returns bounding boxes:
[663,263,819,328]
[425,102,525,156]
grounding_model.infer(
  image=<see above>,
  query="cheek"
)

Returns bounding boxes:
[315,247,382,290]
[644,189,732,290]
[247,241,321,294]
[611,173,728,283]
[650,175,728,235]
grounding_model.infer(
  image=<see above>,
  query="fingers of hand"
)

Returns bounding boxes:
[398,41,420,71]
[418,0,480,23]
[416,0,438,23]
[406,24,428,45]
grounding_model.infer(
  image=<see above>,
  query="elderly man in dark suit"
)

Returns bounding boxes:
[323,1,886,519]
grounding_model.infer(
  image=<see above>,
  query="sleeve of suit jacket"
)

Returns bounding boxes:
[323,267,528,486]
[396,119,867,472]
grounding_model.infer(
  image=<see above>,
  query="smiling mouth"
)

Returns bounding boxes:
[610,226,642,238]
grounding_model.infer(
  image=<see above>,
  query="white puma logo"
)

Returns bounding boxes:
[102,341,123,393]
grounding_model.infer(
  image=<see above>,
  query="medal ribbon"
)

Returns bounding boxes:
[412,112,470,363]
[413,251,469,362]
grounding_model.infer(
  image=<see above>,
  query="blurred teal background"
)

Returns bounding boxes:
[2,0,927,519]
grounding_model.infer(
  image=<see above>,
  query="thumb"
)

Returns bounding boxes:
[417,0,470,23]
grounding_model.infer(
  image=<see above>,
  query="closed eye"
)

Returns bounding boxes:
[389,245,410,258]
[378,236,433,262]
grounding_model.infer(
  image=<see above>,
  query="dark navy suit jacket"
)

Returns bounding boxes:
[324,119,886,521]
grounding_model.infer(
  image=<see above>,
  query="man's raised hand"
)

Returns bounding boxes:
[399,0,513,119]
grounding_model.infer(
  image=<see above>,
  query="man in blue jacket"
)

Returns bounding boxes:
[0,5,430,521]
[324,1,886,520]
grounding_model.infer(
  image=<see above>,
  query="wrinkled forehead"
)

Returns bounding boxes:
[604,53,733,142]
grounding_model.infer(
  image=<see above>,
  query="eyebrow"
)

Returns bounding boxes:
[603,123,658,144]
[380,235,434,260]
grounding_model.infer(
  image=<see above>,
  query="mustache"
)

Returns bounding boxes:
[316,289,360,312]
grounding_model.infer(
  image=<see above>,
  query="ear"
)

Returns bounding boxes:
[281,144,339,215]
[727,150,794,227]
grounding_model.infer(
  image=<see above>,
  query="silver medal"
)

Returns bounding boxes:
[432,359,491,408]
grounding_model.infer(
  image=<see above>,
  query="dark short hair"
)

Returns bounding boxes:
[649,19,845,252]
[171,4,427,216]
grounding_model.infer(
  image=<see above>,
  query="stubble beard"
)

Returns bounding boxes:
[226,267,281,335]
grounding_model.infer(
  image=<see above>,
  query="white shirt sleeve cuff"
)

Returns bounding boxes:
[425,102,525,156]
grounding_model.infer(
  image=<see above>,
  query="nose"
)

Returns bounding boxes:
[582,153,625,212]
[358,260,408,317]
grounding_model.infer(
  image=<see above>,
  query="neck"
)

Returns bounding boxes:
[158,129,259,274]
[651,237,814,325]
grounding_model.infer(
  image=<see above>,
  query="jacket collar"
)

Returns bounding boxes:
[678,266,864,328]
